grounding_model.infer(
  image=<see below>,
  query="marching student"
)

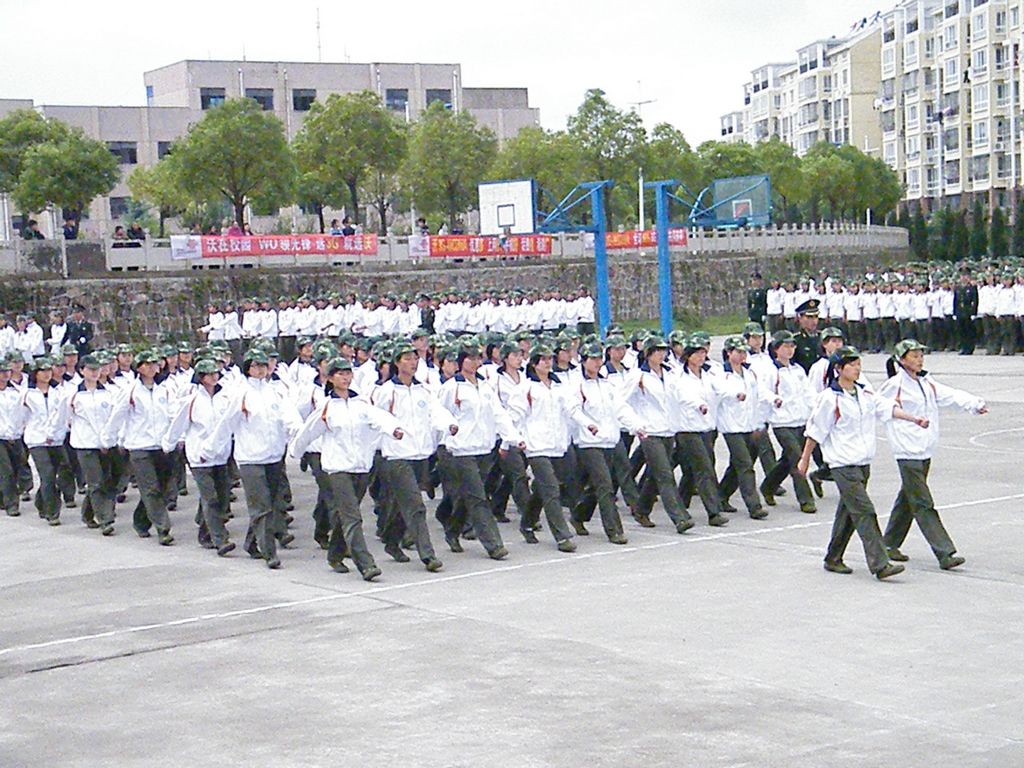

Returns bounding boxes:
[797,346,928,580]
[436,342,521,559]
[0,358,25,517]
[162,358,235,556]
[507,343,580,551]
[566,342,629,544]
[878,340,987,570]
[105,349,176,545]
[290,357,402,580]
[204,349,302,569]
[21,358,71,525]
[758,331,816,513]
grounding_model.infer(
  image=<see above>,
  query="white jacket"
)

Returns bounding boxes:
[204,377,302,465]
[671,366,718,433]
[105,379,173,451]
[371,377,454,461]
[805,384,897,468]
[60,383,119,449]
[763,361,814,428]
[437,374,521,456]
[714,363,770,434]
[507,373,574,458]
[616,363,677,438]
[290,392,399,474]
[21,386,66,448]
[566,374,619,449]
[0,384,25,440]
[877,369,985,461]
[162,385,233,467]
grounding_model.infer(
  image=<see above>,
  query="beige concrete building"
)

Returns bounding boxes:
[1,60,540,239]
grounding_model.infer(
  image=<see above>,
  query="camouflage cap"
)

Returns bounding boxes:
[723,335,751,353]
[193,358,220,375]
[894,339,928,358]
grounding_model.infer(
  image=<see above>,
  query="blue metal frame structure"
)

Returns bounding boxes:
[537,180,614,337]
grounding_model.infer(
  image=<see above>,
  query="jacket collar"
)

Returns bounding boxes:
[77,382,105,392]
[829,380,865,394]
[526,370,562,384]
[390,375,421,386]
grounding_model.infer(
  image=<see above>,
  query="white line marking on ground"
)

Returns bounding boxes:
[968,426,1024,449]
[4,492,1022,660]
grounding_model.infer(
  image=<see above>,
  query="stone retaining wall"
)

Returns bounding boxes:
[0,247,906,345]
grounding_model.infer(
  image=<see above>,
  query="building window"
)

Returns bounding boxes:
[292,88,316,111]
[907,105,920,130]
[996,82,1009,107]
[973,84,989,111]
[905,39,918,66]
[973,49,988,75]
[945,58,959,82]
[973,12,988,39]
[157,141,173,159]
[245,88,274,111]
[882,47,896,75]
[906,134,921,159]
[974,120,989,147]
[944,24,957,49]
[109,197,131,219]
[145,85,154,103]
[200,87,226,110]
[425,88,452,109]
[385,88,409,112]
[107,141,137,165]
[995,9,1007,32]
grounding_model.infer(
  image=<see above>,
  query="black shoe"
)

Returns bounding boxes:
[939,554,966,570]
[179,489,188,496]
[462,528,477,541]
[775,487,787,497]
[809,472,824,499]
[278,533,295,548]
[6,509,20,517]
[675,519,695,534]
[361,565,382,581]
[760,487,776,506]
[245,540,262,559]
[721,502,738,514]
[887,548,909,562]
[749,508,768,520]
[314,533,329,550]
[708,514,729,527]
[47,517,61,526]
[632,511,655,528]
[136,528,151,538]
[875,563,905,580]
[285,504,295,512]
[217,542,236,557]
[20,492,31,502]
[423,557,444,572]
[608,532,629,545]
[329,560,350,574]
[101,523,115,536]
[85,519,100,529]
[116,494,127,504]
[521,529,539,544]
[800,503,817,514]
[571,519,589,536]
[385,543,411,562]
[445,534,464,553]
[284,513,294,525]
[488,546,509,560]
[65,499,77,509]
[158,531,175,546]
[556,539,577,553]
[166,501,177,512]
[266,557,282,569]
[823,559,852,574]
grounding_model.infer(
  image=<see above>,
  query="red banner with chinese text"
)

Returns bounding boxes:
[604,229,688,249]
[170,234,378,260]
[427,234,553,258]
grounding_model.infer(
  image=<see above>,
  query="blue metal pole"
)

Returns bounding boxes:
[591,184,612,337]
[654,182,673,336]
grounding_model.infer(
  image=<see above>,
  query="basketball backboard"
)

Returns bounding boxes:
[478,179,537,235]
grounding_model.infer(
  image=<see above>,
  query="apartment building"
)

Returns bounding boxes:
[1,60,540,238]
[721,21,883,158]
[887,0,1020,211]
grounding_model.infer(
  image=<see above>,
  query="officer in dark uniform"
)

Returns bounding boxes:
[792,299,821,374]
[63,304,94,357]
[746,273,767,325]
[953,271,979,355]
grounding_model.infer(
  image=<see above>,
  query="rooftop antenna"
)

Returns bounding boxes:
[316,7,322,62]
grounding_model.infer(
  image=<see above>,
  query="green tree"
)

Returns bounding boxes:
[128,158,188,237]
[951,209,970,260]
[0,110,66,198]
[969,199,988,257]
[990,205,1008,259]
[403,102,497,231]
[640,123,702,228]
[695,140,758,188]
[752,137,803,223]
[13,127,119,234]
[169,98,295,228]
[566,89,647,226]
[802,150,855,221]
[929,206,955,262]
[490,126,582,217]
[293,91,407,230]
[909,204,928,259]
[1013,197,1024,256]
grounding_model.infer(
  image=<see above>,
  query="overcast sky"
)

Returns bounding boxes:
[0,0,886,144]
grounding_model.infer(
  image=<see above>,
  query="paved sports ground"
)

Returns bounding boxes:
[1,350,1022,767]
